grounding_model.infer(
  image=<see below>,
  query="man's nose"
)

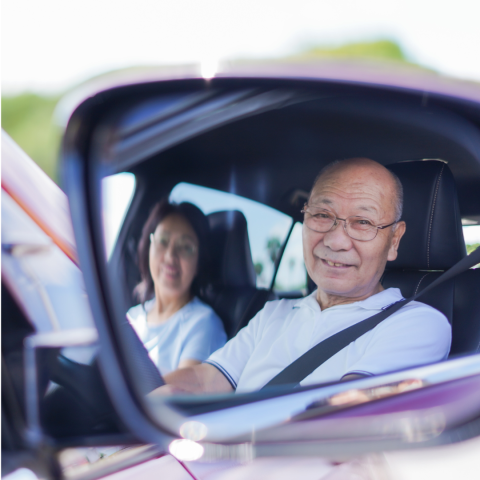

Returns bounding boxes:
[323,219,353,250]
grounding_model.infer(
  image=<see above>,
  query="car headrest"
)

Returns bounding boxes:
[386,160,466,270]
[207,210,257,287]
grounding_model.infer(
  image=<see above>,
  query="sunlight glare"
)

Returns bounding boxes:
[169,439,204,461]
[201,57,218,79]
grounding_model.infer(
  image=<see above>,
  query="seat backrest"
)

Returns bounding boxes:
[203,211,276,338]
[383,160,480,356]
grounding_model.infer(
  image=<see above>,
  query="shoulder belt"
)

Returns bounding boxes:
[262,246,480,389]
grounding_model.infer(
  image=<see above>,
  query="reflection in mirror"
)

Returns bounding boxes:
[89,83,480,449]
[102,172,136,259]
[125,197,228,376]
[113,182,293,385]
[170,182,292,288]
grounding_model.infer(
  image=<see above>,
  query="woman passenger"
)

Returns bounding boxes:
[127,200,226,375]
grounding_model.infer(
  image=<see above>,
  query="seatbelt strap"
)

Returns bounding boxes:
[262,246,480,389]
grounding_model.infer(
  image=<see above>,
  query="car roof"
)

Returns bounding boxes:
[113,77,480,222]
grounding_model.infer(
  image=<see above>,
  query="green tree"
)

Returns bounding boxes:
[2,93,62,184]
[466,242,480,268]
[466,242,480,255]
[266,237,282,265]
[296,39,408,62]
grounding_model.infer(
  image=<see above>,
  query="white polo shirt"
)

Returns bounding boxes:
[206,288,451,393]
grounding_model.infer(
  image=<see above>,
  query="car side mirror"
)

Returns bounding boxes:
[61,77,480,460]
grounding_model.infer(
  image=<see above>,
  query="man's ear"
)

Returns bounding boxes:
[387,221,406,262]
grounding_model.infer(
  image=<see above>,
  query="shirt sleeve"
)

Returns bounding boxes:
[345,302,452,377]
[179,308,227,363]
[206,307,265,389]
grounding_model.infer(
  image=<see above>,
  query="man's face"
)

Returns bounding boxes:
[303,161,406,303]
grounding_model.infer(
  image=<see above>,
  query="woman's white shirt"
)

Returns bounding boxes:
[127,297,226,375]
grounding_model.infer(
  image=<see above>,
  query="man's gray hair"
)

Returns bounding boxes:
[311,159,404,222]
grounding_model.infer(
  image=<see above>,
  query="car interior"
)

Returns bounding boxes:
[106,83,480,361]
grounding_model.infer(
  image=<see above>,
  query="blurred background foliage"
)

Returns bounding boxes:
[467,243,480,255]
[2,93,62,183]
[290,39,409,62]
[1,39,420,187]
[466,243,480,268]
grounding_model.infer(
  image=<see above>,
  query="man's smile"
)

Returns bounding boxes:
[321,259,354,268]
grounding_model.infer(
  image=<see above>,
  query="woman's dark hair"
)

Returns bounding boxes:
[133,199,211,304]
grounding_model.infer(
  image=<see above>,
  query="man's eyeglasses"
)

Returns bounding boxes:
[301,204,397,242]
[150,233,198,258]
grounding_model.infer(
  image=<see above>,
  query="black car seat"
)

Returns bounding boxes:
[203,211,277,338]
[382,160,480,356]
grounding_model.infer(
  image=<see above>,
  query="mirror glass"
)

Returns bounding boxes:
[82,81,480,443]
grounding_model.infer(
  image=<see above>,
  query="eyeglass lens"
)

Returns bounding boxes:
[150,233,197,258]
[303,209,378,241]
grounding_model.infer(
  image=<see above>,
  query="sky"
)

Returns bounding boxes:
[3,0,480,95]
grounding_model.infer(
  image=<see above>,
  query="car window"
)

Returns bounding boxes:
[274,222,307,295]
[463,223,480,265]
[170,182,293,288]
[102,172,136,259]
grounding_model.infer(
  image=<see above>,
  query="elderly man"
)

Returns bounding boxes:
[156,158,451,394]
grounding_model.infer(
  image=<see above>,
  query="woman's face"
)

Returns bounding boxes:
[149,213,199,300]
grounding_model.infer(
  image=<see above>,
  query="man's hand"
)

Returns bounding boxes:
[149,363,234,397]
[341,373,367,382]
[149,384,191,396]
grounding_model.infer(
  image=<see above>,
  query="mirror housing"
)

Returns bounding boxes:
[61,76,480,458]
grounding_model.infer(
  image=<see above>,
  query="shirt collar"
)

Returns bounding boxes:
[293,290,321,312]
[354,288,404,310]
[293,287,404,312]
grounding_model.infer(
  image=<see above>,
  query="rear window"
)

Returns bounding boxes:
[274,222,307,294]
[463,224,480,267]
[102,172,136,259]
[170,183,293,288]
